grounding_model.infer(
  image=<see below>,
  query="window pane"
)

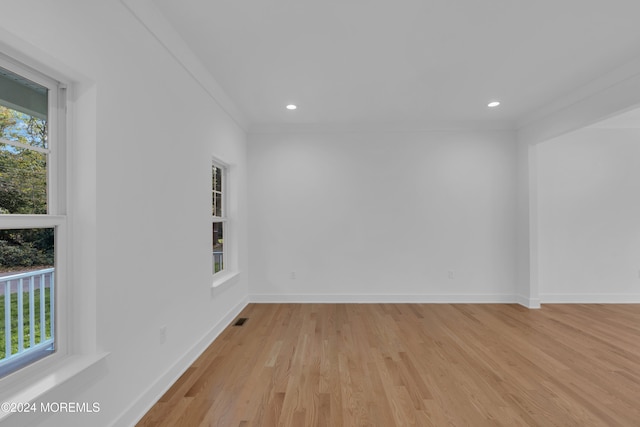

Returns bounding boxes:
[0,227,55,377]
[212,192,223,217]
[214,166,222,193]
[212,222,224,274]
[214,192,222,217]
[0,142,48,214]
[0,66,48,150]
[212,164,223,217]
[0,106,47,150]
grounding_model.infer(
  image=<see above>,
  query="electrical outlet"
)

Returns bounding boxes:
[448,271,455,280]
[290,271,296,280]
[159,326,167,344]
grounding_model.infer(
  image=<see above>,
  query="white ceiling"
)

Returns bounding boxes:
[153,0,640,130]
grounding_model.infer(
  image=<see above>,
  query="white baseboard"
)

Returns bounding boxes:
[250,293,517,304]
[112,295,250,427]
[541,294,640,303]
[516,295,541,309]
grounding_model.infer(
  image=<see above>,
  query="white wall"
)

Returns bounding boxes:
[0,1,249,426]
[538,128,640,301]
[249,130,517,301]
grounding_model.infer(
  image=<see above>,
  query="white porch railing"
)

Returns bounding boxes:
[0,268,55,370]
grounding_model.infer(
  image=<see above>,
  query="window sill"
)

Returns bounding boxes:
[0,352,109,422]
[212,271,240,288]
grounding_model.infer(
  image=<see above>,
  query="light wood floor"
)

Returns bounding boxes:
[137,303,640,426]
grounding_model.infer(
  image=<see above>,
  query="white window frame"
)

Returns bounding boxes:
[0,54,68,377]
[212,158,226,276]
[211,156,239,288]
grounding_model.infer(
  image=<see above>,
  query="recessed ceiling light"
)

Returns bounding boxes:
[487,101,501,108]
[286,104,297,110]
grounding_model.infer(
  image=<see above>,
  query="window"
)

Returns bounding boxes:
[212,161,225,275]
[0,56,65,378]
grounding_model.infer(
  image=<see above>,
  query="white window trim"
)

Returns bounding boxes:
[0,46,106,421]
[211,156,239,288]
[212,158,227,276]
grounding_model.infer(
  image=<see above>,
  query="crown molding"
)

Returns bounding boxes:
[519,56,640,129]
[517,55,640,145]
[248,119,517,135]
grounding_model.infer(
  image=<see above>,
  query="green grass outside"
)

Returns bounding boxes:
[0,288,51,359]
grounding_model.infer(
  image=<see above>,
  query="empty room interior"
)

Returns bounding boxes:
[0,1,639,426]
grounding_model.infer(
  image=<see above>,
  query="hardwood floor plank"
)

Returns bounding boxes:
[137,303,640,427]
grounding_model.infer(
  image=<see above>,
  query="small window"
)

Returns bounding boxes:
[212,161,225,274]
